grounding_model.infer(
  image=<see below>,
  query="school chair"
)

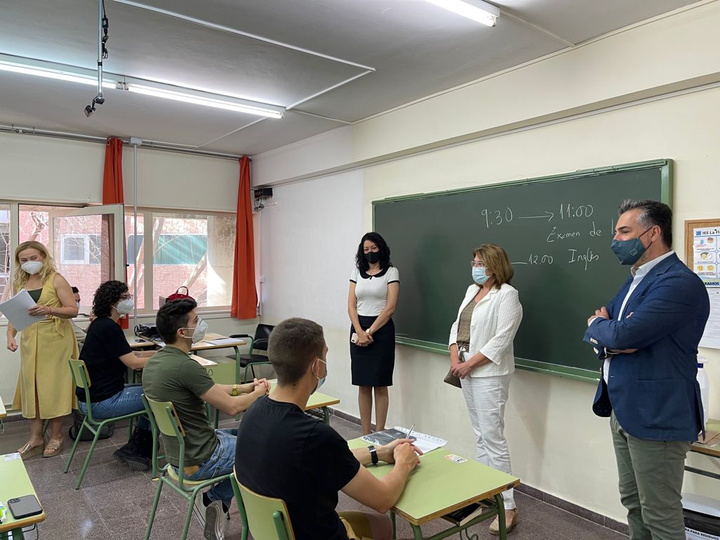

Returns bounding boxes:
[142,395,245,540]
[64,359,148,489]
[232,468,294,540]
[230,323,274,382]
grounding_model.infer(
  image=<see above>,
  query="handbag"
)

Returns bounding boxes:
[69,410,115,441]
[167,286,194,302]
[134,323,161,341]
[444,349,465,388]
[444,368,462,388]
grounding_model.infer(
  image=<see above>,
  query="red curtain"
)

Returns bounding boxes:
[102,137,128,328]
[231,156,258,319]
[103,137,124,204]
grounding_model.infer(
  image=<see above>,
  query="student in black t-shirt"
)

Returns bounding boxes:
[236,318,420,540]
[79,280,156,470]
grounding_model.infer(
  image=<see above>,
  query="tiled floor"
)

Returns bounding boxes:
[0,413,628,540]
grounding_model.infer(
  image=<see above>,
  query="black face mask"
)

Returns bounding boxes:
[364,251,381,264]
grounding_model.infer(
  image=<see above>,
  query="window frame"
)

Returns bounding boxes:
[126,207,236,314]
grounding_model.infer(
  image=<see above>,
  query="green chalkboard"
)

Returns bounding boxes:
[373,160,672,381]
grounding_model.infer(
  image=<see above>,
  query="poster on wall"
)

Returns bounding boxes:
[685,219,720,349]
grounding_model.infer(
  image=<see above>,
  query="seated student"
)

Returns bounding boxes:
[235,317,420,540]
[79,280,157,470]
[142,299,269,540]
[70,286,87,345]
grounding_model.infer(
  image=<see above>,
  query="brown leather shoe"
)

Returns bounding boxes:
[489,509,518,535]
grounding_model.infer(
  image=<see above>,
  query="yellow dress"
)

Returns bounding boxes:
[12,272,79,419]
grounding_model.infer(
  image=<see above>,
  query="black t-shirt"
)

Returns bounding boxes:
[236,396,361,540]
[77,317,132,402]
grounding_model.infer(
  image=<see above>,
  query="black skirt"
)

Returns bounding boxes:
[350,315,395,387]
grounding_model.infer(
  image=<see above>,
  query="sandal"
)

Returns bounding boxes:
[43,438,64,458]
[18,442,45,460]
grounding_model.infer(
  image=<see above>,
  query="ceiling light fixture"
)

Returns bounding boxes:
[427,0,500,27]
[0,54,286,119]
[125,81,284,119]
[0,54,117,88]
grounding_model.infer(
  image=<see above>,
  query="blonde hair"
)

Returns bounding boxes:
[473,244,514,289]
[13,241,56,293]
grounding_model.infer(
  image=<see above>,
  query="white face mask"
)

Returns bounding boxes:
[184,318,208,344]
[21,261,43,275]
[115,298,134,315]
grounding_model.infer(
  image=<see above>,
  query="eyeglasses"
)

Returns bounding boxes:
[470,261,485,268]
[120,294,134,300]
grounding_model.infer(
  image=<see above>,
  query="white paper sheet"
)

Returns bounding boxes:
[0,290,45,331]
[362,426,448,454]
[699,287,720,349]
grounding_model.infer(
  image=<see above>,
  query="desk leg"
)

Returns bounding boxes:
[1,527,25,539]
[410,523,423,540]
[685,465,720,481]
[495,493,507,539]
[323,407,330,425]
[391,511,396,539]
[233,346,240,384]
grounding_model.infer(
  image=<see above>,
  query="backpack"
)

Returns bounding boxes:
[68,409,115,441]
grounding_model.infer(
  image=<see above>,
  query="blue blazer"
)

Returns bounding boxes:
[584,253,709,441]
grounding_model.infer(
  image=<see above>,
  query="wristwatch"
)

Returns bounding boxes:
[368,444,379,465]
[231,384,238,396]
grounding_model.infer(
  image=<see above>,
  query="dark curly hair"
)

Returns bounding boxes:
[156,299,198,344]
[355,232,392,272]
[92,280,129,318]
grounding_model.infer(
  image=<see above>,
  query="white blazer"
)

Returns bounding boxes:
[448,283,523,377]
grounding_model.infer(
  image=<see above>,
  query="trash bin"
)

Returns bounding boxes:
[683,493,720,540]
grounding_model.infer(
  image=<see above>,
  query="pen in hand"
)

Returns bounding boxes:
[406,424,415,440]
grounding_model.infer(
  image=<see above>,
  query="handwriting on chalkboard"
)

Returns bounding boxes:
[498,203,605,271]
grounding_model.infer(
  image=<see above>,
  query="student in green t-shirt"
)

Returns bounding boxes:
[142,299,269,540]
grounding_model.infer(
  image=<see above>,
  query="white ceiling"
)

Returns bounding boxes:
[0,0,700,156]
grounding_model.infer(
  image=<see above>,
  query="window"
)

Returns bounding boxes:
[1,203,124,316]
[0,206,10,301]
[126,211,236,310]
[60,234,101,264]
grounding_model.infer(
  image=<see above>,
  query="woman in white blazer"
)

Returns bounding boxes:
[448,244,523,535]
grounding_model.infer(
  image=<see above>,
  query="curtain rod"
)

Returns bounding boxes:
[0,123,243,161]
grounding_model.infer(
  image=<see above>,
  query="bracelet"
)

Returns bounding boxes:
[368,444,379,465]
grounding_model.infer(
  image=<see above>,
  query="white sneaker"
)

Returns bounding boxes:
[204,499,229,540]
[192,495,208,531]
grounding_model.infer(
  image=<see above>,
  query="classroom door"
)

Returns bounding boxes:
[48,204,125,311]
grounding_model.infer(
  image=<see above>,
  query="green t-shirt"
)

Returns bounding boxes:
[142,345,216,467]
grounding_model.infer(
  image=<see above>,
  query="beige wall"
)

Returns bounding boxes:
[254,1,720,523]
[0,134,251,404]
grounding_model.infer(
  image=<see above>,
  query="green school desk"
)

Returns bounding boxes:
[687,418,720,480]
[267,380,340,424]
[0,453,45,540]
[348,438,519,540]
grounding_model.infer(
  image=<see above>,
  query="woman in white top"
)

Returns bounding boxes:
[348,232,399,434]
[448,244,523,535]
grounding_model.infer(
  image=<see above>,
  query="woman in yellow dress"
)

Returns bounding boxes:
[6,241,79,459]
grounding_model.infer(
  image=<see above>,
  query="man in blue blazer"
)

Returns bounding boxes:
[584,199,709,540]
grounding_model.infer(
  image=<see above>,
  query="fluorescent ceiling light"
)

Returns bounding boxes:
[125,81,284,119]
[0,53,285,119]
[0,54,116,88]
[427,0,500,27]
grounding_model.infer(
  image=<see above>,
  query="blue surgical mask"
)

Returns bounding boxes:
[314,359,327,392]
[472,267,490,285]
[611,227,653,265]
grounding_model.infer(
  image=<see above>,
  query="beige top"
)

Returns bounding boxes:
[455,300,476,346]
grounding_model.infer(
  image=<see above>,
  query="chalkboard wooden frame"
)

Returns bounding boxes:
[372,159,672,382]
